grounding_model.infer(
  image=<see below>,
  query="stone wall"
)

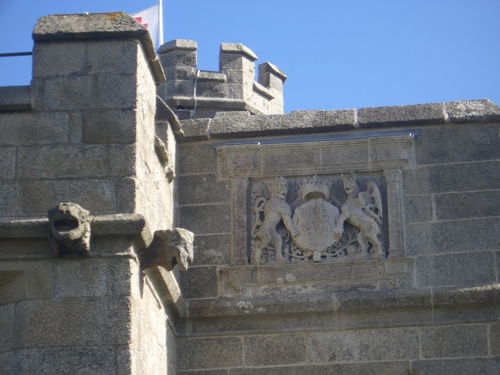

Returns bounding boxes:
[175,101,500,374]
[0,13,183,375]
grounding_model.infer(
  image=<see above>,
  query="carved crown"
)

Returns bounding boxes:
[300,175,330,201]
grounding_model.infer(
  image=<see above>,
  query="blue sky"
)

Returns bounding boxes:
[0,0,498,113]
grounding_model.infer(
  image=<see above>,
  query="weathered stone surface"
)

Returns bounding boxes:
[178,143,217,174]
[32,42,86,78]
[0,303,14,352]
[305,328,419,363]
[229,362,410,375]
[179,370,227,375]
[14,298,130,347]
[179,204,230,235]
[0,112,69,146]
[245,333,306,366]
[0,349,39,374]
[39,347,115,375]
[54,259,107,298]
[0,86,31,111]
[19,179,115,216]
[0,181,19,217]
[411,160,500,194]
[404,195,433,223]
[358,102,445,127]
[406,218,500,256]
[83,109,137,144]
[43,74,138,110]
[445,99,500,123]
[87,40,140,75]
[491,323,500,356]
[158,39,197,54]
[415,123,500,165]
[178,174,231,205]
[177,337,242,370]
[416,252,496,287]
[191,234,231,266]
[420,325,488,358]
[17,145,135,179]
[434,190,500,220]
[0,148,16,181]
[412,357,500,375]
[179,265,218,299]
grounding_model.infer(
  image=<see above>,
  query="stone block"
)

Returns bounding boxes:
[406,218,500,256]
[191,234,231,266]
[178,143,217,174]
[179,204,230,235]
[416,252,495,288]
[244,333,306,366]
[435,190,500,220]
[17,144,135,179]
[420,325,488,358]
[0,303,14,352]
[358,102,445,128]
[32,42,86,77]
[415,124,500,166]
[179,266,218,299]
[43,74,138,110]
[163,66,196,81]
[0,349,39,374]
[0,181,19,217]
[14,297,130,347]
[230,362,410,375]
[412,160,500,194]
[159,49,197,68]
[0,112,69,146]
[83,109,137,144]
[68,110,83,143]
[54,259,108,298]
[179,370,227,375]
[445,99,500,124]
[0,261,54,304]
[114,177,137,213]
[178,174,230,205]
[305,328,419,363]
[404,195,433,223]
[490,323,500,355]
[412,357,500,375]
[87,40,139,75]
[166,80,195,96]
[39,347,115,375]
[0,85,31,111]
[197,82,229,98]
[19,179,116,216]
[177,337,242,370]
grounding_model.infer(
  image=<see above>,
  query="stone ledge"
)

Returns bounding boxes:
[0,213,148,240]
[177,99,500,141]
[183,283,500,320]
[0,86,32,112]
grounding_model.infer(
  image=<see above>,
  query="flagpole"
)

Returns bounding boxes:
[158,0,164,46]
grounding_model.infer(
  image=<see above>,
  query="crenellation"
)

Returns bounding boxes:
[157,39,286,118]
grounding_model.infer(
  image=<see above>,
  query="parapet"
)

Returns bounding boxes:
[157,39,287,118]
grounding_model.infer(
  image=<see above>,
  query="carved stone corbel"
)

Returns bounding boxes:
[139,228,194,271]
[48,202,91,257]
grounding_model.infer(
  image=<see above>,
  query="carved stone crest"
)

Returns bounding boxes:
[251,174,385,265]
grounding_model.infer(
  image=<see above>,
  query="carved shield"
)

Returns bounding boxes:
[292,199,340,252]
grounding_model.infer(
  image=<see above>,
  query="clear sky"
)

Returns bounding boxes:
[0,0,499,113]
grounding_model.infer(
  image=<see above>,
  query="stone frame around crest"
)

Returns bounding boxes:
[215,132,415,268]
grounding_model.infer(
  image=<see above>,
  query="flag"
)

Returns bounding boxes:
[132,5,160,47]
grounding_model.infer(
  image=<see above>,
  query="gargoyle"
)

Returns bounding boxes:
[139,228,194,271]
[48,202,91,257]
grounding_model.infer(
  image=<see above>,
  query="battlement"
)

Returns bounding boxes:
[156,39,287,118]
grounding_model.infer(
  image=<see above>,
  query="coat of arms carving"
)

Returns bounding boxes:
[250,173,384,265]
